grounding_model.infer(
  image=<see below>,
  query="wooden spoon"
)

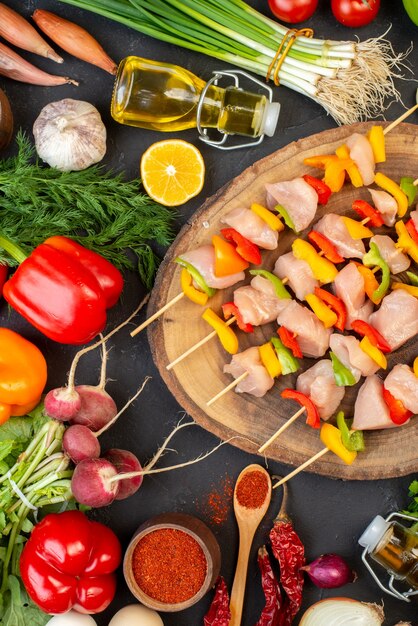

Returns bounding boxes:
[229,464,272,626]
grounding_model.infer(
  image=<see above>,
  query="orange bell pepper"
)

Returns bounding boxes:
[0,328,47,424]
[355,264,381,305]
[212,235,249,277]
[335,145,363,188]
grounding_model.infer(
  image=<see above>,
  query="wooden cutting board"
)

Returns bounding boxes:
[148,122,418,480]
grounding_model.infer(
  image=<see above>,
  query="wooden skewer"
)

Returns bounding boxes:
[272,448,329,488]
[383,95,418,135]
[166,316,236,370]
[258,406,306,453]
[130,292,185,337]
[414,178,418,187]
[206,371,248,407]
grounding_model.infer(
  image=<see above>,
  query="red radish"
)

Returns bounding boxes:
[104,449,143,500]
[63,424,101,464]
[71,458,119,507]
[44,386,81,421]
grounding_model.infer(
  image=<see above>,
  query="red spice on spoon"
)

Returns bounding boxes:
[235,469,269,509]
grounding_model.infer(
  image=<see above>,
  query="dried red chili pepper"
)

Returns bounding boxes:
[255,546,282,626]
[269,484,305,625]
[204,576,231,626]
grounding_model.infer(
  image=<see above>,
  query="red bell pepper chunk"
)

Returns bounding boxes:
[302,174,332,205]
[351,199,384,227]
[405,218,418,245]
[220,227,262,265]
[0,264,8,297]
[351,319,392,353]
[382,387,413,425]
[307,230,345,264]
[281,388,320,429]
[314,287,347,332]
[20,510,121,615]
[278,326,303,358]
[222,301,253,333]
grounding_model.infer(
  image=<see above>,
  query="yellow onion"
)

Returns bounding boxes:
[299,598,385,626]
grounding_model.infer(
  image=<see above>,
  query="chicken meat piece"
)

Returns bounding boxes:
[346,133,375,186]
[296,359,345,420]
[368,189,397,227]
[178,245,245,289]
[370,235,410,274]
[223,347,274,397]
[274,252,318,301]
[333,262,373,330]
[233,275,290,326]
[265,177,318,233]
[221,207,279,250]
[384,364,418,415]
[352,375,399,430]
[276,300,331,358]
[329,334,379,383]
[315,213,365,259]
[369,289,418,351]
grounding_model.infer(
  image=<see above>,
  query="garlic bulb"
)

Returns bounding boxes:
[33,99,106,171]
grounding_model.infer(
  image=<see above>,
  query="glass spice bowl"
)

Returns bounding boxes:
[123,512,221,612]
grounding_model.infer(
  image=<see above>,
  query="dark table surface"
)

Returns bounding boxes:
[1,0,418,624]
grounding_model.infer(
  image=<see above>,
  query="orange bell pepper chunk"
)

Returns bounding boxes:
[212,235,249,277]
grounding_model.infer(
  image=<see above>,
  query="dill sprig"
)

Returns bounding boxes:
[0,131,176,288]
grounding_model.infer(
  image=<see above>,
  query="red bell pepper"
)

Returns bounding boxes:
[351,319,392,353]
[314,287,347,332]
[307,230,345,263]
[277,326,303,358]
[281,388,320,429]
[0,264,7,297]
[382,387,412,425]
[302,174,332,205]
[220,227,262,265]
[405,218,418,245]
[20,510,121,614]
[1,235,123,344]
[222,301,254,333]
[351,199,384,227]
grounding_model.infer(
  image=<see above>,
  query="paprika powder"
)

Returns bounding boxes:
[236,469,269,509]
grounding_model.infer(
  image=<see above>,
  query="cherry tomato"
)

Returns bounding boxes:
[267,0,318,24]
[331,0,380,27]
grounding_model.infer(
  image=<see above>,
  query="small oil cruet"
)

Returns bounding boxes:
[111,56,280,150]
[358,511,418,602]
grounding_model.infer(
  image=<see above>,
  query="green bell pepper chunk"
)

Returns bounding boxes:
[400,177,417,206]
[175,257,217,297]
[329,352,356,387]
[336,411,365,452]
[407,270,418,286]
[403,0,418,26]
[270,336,300,375]
[275,204,298,233]
[362,242,390,302]
[250,269,292,300]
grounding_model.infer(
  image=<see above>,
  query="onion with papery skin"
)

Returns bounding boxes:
[299,598,384,625]
[301,553,356,588]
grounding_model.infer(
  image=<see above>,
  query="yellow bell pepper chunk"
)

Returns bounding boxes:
[180,268,209,306]
[413,356,418,378]
[395,220,418,264]
[341,216,373,240]
[359,336,387,370]
[251,203,284,232]
[292,239,338,284]
[356,264,381,305]
[201,308,239,355]
[305,293,338,328]
[374,172,408,218]
[367,126,386,163]
[258,342,282,379]
[335,145,363,188]
[320,423,357,465]
[392,282,418,298]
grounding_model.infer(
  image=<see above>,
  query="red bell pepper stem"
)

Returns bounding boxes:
[351,319,392,353]
[220,227,262,265]
[314,286,347,332]
[406,218,418,245]
[382,387,412,425]
[302,174,332,205]
[307,230,344,263]
[0,235,27,264]
[281,389,320,429]
[352,199,384,227]
[222,301,253,333]
[278,326,303,358]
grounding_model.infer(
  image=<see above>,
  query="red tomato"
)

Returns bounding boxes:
[268,0,318,23]
[331,0,380,27]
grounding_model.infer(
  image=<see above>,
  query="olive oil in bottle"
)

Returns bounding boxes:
[111,56,279,139]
